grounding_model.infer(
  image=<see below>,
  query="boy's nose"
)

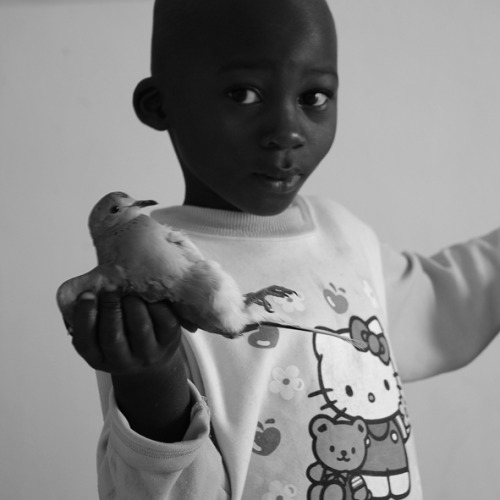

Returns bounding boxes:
[261,131,305,151]
[260,107,306,151]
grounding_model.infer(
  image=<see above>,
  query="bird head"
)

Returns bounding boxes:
[88,192,158,242]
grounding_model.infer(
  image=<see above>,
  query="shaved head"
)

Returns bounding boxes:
[135,0,339,214]
[150,0,336,81]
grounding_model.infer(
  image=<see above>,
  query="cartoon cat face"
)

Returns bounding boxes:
[310,415,368,472]
[313,318,400,421]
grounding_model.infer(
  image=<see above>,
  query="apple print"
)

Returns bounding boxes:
[324,283,349,314]
[248,325,280,349]
[253,418,281,456]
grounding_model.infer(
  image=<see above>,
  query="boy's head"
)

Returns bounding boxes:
[135,0,338,216]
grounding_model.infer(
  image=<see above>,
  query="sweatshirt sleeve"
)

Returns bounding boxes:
[383,228,500,383]
[96,376,230,500]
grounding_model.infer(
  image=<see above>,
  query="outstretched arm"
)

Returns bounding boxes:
[68,292,230,499]
[384,228,500,382]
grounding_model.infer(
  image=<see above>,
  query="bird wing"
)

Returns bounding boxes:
[163,226,205,263]
[105,217,203,303]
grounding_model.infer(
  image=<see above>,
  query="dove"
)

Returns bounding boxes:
[57,192,362,344]
[57,192,299,337]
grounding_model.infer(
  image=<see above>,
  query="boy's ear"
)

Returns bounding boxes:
[133,77,169,131]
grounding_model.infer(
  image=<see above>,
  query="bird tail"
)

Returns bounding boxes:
[173,260,250,336]
[173,262,297,336]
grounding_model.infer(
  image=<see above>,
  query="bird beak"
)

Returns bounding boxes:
[132,199,158,208]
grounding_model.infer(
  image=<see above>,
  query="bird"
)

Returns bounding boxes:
[57,192,300,337]
[57,191,362,344]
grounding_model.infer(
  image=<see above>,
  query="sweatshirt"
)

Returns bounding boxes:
[96,195,500,500]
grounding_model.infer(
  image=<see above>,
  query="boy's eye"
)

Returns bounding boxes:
[299,91,331,108]
[227,88,262,105]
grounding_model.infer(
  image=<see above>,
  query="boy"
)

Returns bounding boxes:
[69,0,500,498]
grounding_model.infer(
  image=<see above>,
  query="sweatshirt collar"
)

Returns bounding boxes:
[151,195,315,238]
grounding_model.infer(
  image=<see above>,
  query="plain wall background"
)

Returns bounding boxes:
[1,0,499,498]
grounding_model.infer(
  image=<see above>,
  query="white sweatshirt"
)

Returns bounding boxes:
[96,195,500,500]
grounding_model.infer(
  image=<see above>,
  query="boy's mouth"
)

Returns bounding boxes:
[254,172,303,193]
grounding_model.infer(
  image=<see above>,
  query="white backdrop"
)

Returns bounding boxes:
[1,1,499,499]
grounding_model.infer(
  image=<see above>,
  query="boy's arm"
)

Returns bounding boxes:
[111,350,191,443]
[72,291,191,442]
[71,292,230,499]
[383,228,500,383]
[96,373,230,500]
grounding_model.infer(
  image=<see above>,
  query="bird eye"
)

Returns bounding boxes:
[110,205,120,214]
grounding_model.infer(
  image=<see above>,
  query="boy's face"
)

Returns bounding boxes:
[156,0,338,216]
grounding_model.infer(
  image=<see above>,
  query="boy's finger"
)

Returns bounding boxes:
[122,296,158,360]
[71,292,104,368]
[97,291,132,365]
[148,301,183,347]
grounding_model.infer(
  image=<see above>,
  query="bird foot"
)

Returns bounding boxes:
[243,285,297,313]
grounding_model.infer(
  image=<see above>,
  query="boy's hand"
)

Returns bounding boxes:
[69,291,188,376]
[68,291,194,442]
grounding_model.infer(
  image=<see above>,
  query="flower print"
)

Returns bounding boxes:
[269,365,305,400]
[272,292,305,314]
[261,480,298,500]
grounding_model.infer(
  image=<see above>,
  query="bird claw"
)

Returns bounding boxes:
[243,285,297,312]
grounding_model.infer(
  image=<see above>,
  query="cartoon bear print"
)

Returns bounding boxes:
[310,316,411,500]
[307,415,371,500]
